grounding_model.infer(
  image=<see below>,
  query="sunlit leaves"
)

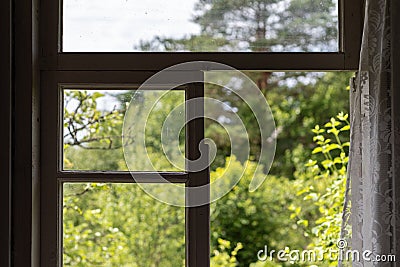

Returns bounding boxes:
[291,113,350,265]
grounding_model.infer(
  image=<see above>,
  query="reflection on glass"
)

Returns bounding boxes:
[63,89,185,171]
[63,183,185,266]
[63,0,338,52]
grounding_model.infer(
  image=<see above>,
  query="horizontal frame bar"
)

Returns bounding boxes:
[60,83,187,90]
[43,70,204,85]
[42,52,349,71]
[57,171,189,183]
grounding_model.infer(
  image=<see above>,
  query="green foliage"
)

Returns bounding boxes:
[266,72,351,178]
[204,72,352,178]
[64,90,186,171]
[64,90,127,171]
[210,158,310,267]
[63,183,185,267]
[61,0,353,265]
[292,112,350,265]
[211,239,243,267]
[62,74,351,266]
[64,90,125,150]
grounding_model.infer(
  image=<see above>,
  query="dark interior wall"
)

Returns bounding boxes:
[13,0,33,263]
[0,0,12,265]
[0,0,40,266]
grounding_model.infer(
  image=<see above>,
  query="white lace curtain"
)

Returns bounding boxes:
[344,0,400,266]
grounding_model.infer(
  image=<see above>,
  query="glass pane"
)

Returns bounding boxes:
[63,89,185,171]
[206,71,352,265]
[63,183,185,266]
[63,0,338,52]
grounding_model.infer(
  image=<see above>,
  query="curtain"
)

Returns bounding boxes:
[344,0,400,266]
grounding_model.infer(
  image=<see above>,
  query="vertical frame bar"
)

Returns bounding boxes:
[40,0,59,66]
[342,0,363,69]
[40,72,60,266]
[186,77,210,267]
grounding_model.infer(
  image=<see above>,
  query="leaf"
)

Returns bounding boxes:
[312,125,320,133]
[327,128,340,136]
[342,142,350,147]
[297,187,310,196]
[333,157,342,164]
[297,219,309,227]
[295,207,301,215]
[325,143,341,152]
[321,159,333,169]
[312,125,325,134]
[305,159,317,167]
[304,193,319,201]
[92,92,105,99]
[340,125,350,131]
[337,112,349,121]
[312,147,323,154]
[323,139,331,144]
[313,135,325,142]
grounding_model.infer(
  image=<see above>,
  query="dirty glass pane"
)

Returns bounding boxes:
[63,0,338,52]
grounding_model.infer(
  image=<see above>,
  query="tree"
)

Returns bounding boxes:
[139,0,338,52]
[210,158,310,266]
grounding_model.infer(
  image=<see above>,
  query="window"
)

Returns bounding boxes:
[62,0,340,52]
[41,72,209,266]
[39,0,362,266]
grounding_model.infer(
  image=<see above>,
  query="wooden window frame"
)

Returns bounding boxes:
[38,0,363,266]
[40,0,363,71]
[40,71,210,267]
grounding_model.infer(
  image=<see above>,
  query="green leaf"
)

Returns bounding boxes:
[313,135,325,142]
[325,143,341,152]
[342,142,350,147]
[337,112,349,121]
[312,147,323,154]
[321,159,333,169]
[297,187,310,196]
[304,193,319,201]
[327,128,340,136]
[305,159,317,167]
[333,157,342,164]
[340,125,350,131]
[297,219,309,227]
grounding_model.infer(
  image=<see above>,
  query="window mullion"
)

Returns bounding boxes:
[186,80,210,267]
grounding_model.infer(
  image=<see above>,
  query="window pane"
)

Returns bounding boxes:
[206,71,352,265]
[63,89,185,171]
[63,0,338,52]
[63,183,185,266]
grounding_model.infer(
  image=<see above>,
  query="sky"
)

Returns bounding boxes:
[63,0,200,51]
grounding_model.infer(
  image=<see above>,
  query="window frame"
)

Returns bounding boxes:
[39,0,363,266]
[40,0,363,71]
[41,71,210,266]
